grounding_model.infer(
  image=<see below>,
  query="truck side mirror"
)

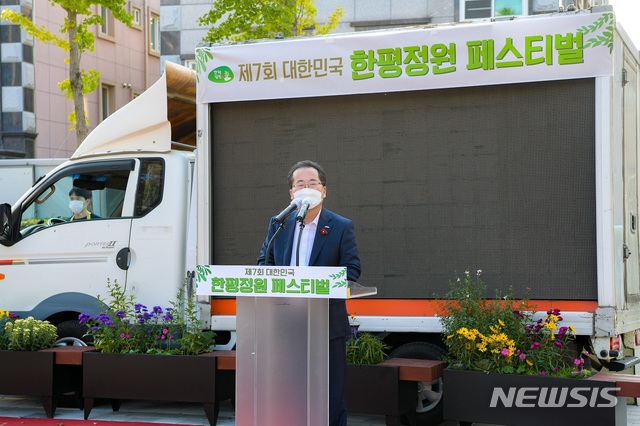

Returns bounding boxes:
[0,203,12,242]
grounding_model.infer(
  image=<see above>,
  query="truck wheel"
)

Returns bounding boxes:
[389,341,447,426]
[55,320,92,346]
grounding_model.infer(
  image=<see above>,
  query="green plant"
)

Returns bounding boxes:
[496,7,516,16]
[169,282,217,356]
[0,310,17,349]
[1,316,57,351]
[346,326,389,365]
[79,280,215,355]
[438,269,590,378]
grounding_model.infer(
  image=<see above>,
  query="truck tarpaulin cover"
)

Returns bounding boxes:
[200,12,604,300]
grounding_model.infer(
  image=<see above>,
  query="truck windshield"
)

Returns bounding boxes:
[18,168,129,237]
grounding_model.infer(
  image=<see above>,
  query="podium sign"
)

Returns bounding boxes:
[195,265,375,426]
[195,265,348,298]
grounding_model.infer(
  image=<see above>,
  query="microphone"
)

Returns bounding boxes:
[296,198,312,223]
[274,199,302,224]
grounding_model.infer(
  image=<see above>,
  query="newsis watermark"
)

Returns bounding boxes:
[490,386,620,408]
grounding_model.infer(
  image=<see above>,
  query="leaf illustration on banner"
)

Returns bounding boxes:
[577,12,615,53]
[195,49,214,84]
[208,66,235,83]
[196,264,212,284]
[329,268,347,288]
[333,279,347,288]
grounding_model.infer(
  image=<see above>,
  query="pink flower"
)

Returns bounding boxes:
[501,348,509,356]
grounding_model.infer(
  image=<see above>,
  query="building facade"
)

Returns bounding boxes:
[159,0,576,70]
[0,0,160,159]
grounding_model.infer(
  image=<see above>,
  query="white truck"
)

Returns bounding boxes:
[0,5,638,424]
[0,62,198,344]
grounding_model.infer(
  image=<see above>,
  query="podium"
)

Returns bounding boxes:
[196,265,376,425]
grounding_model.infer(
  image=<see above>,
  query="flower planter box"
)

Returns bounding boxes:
[82,351,234,426]
[443,369,625,426]
[0,348,85,418]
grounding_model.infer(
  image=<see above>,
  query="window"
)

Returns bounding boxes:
[149,13,160,54]
[183,60,197,71]
[18,161,134,237]
[100,6,115,37]
[132,7,141,25]
[135,158,164,216]
[101,83,115,121]
[461,0,527,20]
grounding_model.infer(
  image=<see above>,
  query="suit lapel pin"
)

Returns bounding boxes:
[320,226,329,236]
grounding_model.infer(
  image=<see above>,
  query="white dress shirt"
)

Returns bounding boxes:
[289,209,320,266]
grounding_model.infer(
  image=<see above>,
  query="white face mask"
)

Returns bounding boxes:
[293,188,323,209]
[69,200,85,214]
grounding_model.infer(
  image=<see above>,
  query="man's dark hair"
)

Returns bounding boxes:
[69,187,92,200]
[287,160,327,188]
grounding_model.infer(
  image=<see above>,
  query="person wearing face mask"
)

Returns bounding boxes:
[68,188,100,221]
[257,160,361,426]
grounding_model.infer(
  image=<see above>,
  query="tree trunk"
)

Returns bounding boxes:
[67,11,89,144]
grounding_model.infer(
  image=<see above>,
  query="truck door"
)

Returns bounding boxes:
[623,50,640,301]
[0,159,136,319]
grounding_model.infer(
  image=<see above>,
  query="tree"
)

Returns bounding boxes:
[1,1,132,144]
[198,0,343,43]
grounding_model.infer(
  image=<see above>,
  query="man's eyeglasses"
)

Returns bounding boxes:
[292,181,324,190]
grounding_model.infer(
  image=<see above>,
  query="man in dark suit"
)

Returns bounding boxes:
[257,160,361,426]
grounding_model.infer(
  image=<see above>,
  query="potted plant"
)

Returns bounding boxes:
[346,326,388,366]
[438,270,618,426]
[0,311,77,417]
[79,280,232,426]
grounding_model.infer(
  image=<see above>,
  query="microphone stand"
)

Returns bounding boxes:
[265,220,287,266]
[295,220,306,266]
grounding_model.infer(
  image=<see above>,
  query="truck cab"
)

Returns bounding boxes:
[0,63,197,344]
